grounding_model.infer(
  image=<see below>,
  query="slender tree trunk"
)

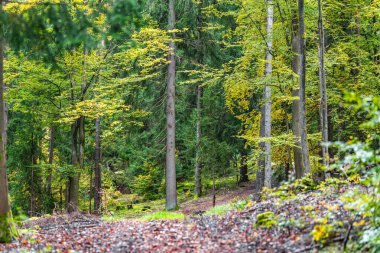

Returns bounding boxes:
[284,105,293,180]
[79,116,85,169]
[256,109,265,194]
[94,118,101,213]
[0,1,18,239]
[257,0,274,190]
[291,5,304,179]
[317,0,329,177]
[194,84,202,197]
[298,0,311,174]
[67,121,79,213]
[165,0,177,210]
[239,144,249,183]
[30,134,37,216]
[46,126,54,197]
[89,166,92,214]
[263,1,273,188]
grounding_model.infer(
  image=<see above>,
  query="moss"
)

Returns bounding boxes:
[0,211,19,243]
[255,211,277,228]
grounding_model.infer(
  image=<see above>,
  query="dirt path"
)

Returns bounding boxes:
[180,184,254,215]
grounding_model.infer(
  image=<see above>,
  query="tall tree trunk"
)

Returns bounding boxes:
[298,0,311,174]
[67,121,79,213]
[291,8,303,179]
[194,84,202,197]
[46,126,54,197]
[0,1,18,239]
[257,0,274,190]
[165,0,177,210]
[263,1,273,188]
[94,118,101,213]
[317,0,329,177]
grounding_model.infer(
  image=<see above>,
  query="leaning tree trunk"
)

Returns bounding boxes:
[194,84,202,197]
[165,0,178,211]
[94,118,101,213]
[298,0,311,174]
[0,2,18,239]
[317,0,329,176]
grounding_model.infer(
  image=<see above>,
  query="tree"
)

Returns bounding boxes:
[0,0,18,242]
[165,0,177,210]
[291,4,303,179]
[298,0,311,175]
[317,0,329,175]
[94,117,101,213]
[194,84,202,197]
[257,0,274,190]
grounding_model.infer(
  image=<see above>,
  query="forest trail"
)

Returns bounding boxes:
[180,183,254,215]
[1,184,358,253]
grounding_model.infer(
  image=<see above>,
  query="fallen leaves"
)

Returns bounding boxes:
[1,185,361,253]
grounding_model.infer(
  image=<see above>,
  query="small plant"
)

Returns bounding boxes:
[255,212,277,228]
[311,223,334,244]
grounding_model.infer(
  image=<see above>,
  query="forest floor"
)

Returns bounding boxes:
[1,182,363,253]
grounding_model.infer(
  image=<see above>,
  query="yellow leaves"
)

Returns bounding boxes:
[311,224,333,243]
[324,204,339,211]
[353,220,365,227]
[348,174,361,183]
[59,99,130,123]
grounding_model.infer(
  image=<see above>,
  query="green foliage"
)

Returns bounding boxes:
[131,162,163,200]
[141,211,185,221]
[332,94,380,252]
[255,212,277,228]
[204,204,235,216]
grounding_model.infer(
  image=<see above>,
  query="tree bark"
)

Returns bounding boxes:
[30,134,37,216]
[298,0,311,174]
[0,0,18,239]
[46,126,54,197]
[194,84,202,197]
[263,1,273,188]
[256,110,265,194]
[317,0,329,176]
[67,121,79,213]
[258,0,273,189]
[165,0,177,211]
[239,144,249,183]
[94,118,101,213]
[291,4,303,179]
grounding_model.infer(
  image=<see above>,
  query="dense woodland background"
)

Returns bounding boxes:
[0,0,379,251]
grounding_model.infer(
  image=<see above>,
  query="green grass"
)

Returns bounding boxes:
[204,203,235,216]
[141,211,185,221]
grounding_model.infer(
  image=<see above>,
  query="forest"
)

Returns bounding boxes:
[0,0,379,252]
